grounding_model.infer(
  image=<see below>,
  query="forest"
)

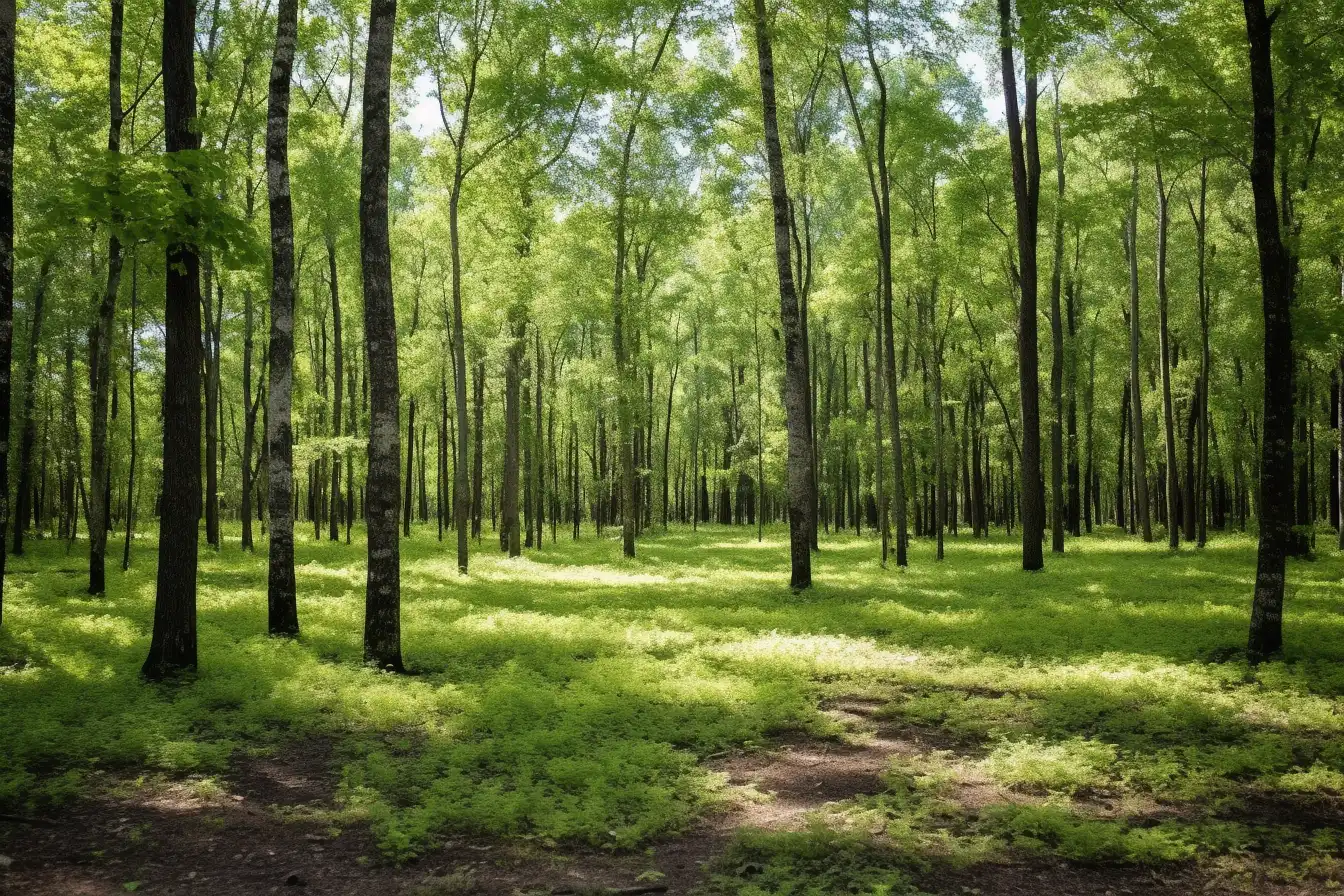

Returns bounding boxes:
[2,0,1344,892]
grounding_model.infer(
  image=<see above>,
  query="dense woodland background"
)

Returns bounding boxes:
[0,0,1341,672]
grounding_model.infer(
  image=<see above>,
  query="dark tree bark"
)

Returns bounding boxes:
[0,0,11,624]
[1192,159,1211,548]
[662,357,679,530]
[360,0,403,671]
[1156,160,1179,549]
[998,0,1045,570]
[534,328,544,549]
[753,0,813,587]
[403,395,415,537]
[143,0,204,677]
[203,273,220,549]
[1242,0,1295,660]
[471,360,484,538]
[122,257,138,569]
[88,0,125,595]
[1066,278,1081,537]
[265,0,299,637]
[1117,381,1129,528]
[1047,77,1065,554]
[1124,163,1153,541]
[12,258,49,557]
[328,233,343,543]
[503,320,524,556]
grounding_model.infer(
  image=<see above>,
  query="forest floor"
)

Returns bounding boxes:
[3,524,1344,895]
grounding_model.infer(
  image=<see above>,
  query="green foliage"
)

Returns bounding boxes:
[981,804,1196,864]
[45,149,261,269]
[702,828,924,896]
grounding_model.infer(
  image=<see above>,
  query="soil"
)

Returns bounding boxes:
[0,698,1327,896]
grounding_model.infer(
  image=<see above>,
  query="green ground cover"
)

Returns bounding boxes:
[3,525,1343,892]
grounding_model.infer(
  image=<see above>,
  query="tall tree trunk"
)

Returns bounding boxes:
[503,322,523,556]
[1047,77,1066,553]
[932,320,946,560]
[1194,159,1211,548]
[1156,160,1179,549]
[203,273,221,549]
[1125,163,1153,541]
[999,0,1045,570]
[471,360,484,538]
[1117,381,1129,528]
[122,257,138,569]
[403,395,414,537]
[360,0,403,671]
[240,150,262,552]
[449,190,469,570]
[328,233,343,542]
[1066,280,1081,536]
[535,328,544,549]
[264,0,299,636]
[662,359,678,530]
[753,0,813,587]
[143,0,203,677]
[0,0,11,624]
[12,258,49,556]
[88,0,125,595]
[1243,0,1295,657]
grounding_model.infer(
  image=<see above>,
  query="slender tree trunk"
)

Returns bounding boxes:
[264,0,299,636]
[328,234,343,542]
[471,360,483,538]
[1066,281,1081,536]
[503,322,522,556]
[753,0,813,587]
[240,165,259,553]
[1117,381,1129,528]
[1047,78,1066,553]
[1156,160,1179,549]
[1194,159,1211,548]
[12,258,49,557]
[1125,163,1153,541]
[999,0,1045,569]
[143,0,203,677]
[360,0,403,671]
[448,178,470,570]
[88,0,125,594]
[403,395,414,537]
[932,325,946,560]
[1338,347,1344,552]
[0,0,11,623]
[122,257,138,569]
[662,360,678,530]
[1243,0,1295,658]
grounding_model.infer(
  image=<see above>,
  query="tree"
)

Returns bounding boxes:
[266,0,300,637]
[998,0,1044,571]
[360,0,404,671]
[0,0,12,625]
[87,0,126,596]
[1242,0,1293,660]
[751,0,813,589]
[143,0,204,679]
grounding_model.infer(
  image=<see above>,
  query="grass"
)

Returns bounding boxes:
[2,524,1344,891]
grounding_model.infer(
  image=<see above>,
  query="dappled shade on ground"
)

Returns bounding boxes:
[2,525,1344,894]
